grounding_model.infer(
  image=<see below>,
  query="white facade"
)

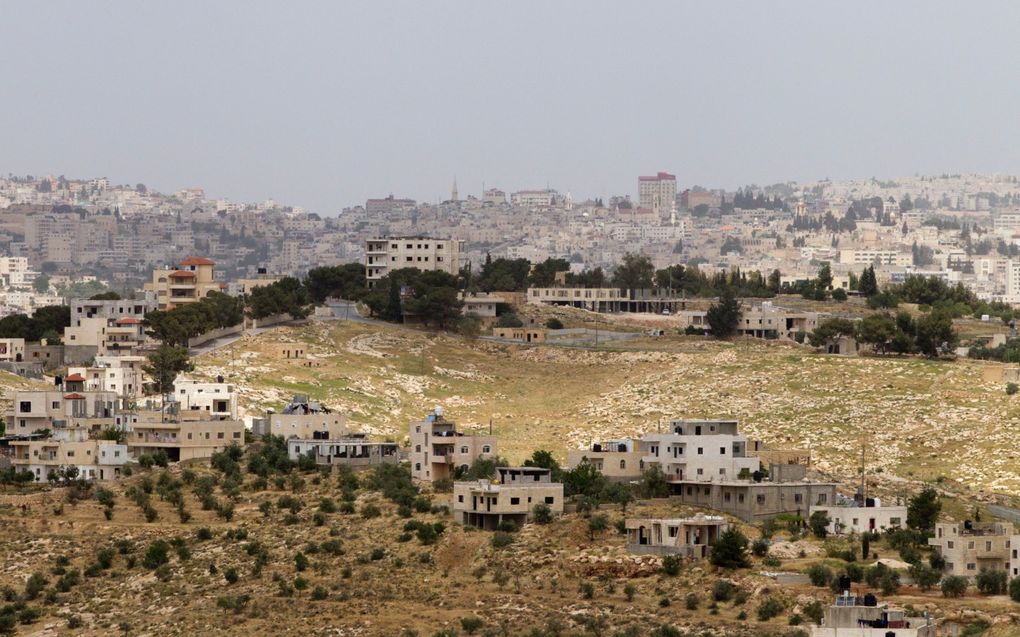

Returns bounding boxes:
[171,376,237,418]
[364,237,463,288]
[810,503,907,535]
[639,419,760,483]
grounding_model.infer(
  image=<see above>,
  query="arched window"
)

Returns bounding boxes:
[482,445,491,454]
[414,463,421,471]
[460,446,468,454]
[619,459,626,470]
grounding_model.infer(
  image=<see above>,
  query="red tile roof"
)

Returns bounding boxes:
[62,393,86,400]
[115,318,142,325]
[180,256,215,266]
[64,374,85,382]
[168,270,197,278]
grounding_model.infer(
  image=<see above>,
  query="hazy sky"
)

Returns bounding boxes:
[4,1,1020,214]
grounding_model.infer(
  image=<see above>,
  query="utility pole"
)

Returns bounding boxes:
[860,431,867,504]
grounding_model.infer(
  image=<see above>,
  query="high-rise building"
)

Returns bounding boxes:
[638,172,677,219]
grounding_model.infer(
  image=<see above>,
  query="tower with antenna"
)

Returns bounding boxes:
[451,177,459,202]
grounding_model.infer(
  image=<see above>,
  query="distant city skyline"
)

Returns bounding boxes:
[4,1,1020,214]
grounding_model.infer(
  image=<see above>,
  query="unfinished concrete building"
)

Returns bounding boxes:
[453,466,564,530]
[625,513,728,558]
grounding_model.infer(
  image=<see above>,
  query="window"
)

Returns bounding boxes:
[460,446,468,454]
[510,497,520,505]
[794,493,803,504]
[987,541,993,552]
[724,492,731,502]
[889,517,900,525]
[51,401,60,409]
[619,459,626,470]
[482,445,491,454]
[457,495,463,502]
[719,468,725,475]
[947,541,954,549]
[738,494,744,503]
[697,447,703,455]
[544,496,554,504]
[756,494,766,505]
[415,445,421,452]
[719,447,726,455]
[968,541,975,550]
[19,401,30,413]
[217,432,224,439]
[415,463,421,471]
[67,450,74,457]
[187,433,192,439]
[696,468,703,475]
[967,563,976,571]
[233,432,241,439]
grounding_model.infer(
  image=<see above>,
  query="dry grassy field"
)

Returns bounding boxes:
[193,319,1020,503]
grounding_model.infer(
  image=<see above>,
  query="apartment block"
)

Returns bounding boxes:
[639,419,761,484]
[8,381,119,435]
[268,395,348,439]
[144,257,223,310]
[364,237,463,288]
[10,427,128,482]
[67,355,146,400]
[625,513,728,558]
[566,439,644,481]
[409,408,496,482]
[929,521,1013,578]
[675,466,837,522]
[125,411,245,462]
[453,466,564,530]
[170,376,237,418]
[64,316,147,355]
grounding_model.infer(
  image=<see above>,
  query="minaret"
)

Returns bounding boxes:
[451,177,459,202]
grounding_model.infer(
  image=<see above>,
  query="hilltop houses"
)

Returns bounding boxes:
[453,466,564,530]
[409,408,496,483]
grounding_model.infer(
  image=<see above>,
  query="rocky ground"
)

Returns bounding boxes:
[193,318,1020,506]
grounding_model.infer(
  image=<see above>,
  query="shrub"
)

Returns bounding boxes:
[491,531,514,549]
[941,575,968,598]
[532,503,553,524]
[370,547,385,561]
[224,567,239,584]
[710,528,750,569]
[661,554,681,576]
[293,576,309,590]
[311,586,328,601]
[909,563,941,592]
[545,318,564,330]
[802,600,824,624]
[96,548,115,570]
[1010,576,1020,602]
[413,496,431,513]
[294,552,309,572]
[339,501,355,514]
[1008,383,1019,395]
[807,564,833,587]
[624,583,636,601]
[712,580,735,602]
[361,503,382,519]
[579,581,594,599]
[756,596,784,621]
[685,592,698,610]
[460,616,484,635]
[23,572,47,599]
[751,539,770,557]
[143,540,170,570]
[976,568,1008,595]
[196,527,213,541]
